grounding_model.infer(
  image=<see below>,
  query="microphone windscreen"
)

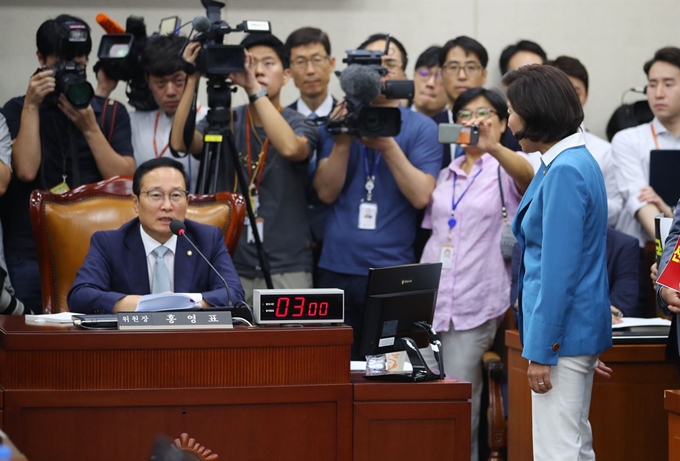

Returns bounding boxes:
[192,16,212,33]
[170,219,186,236]
[340,65,382,104]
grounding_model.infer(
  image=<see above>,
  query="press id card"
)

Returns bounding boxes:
[440,244,454,270]
[246,217,264,244]
[358,202,378,230]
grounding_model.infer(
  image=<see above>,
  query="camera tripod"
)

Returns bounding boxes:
[193,75,273,289]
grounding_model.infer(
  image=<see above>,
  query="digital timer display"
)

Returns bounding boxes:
[253,289,344,324]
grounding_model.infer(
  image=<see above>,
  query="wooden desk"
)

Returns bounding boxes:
[666,389,680,461]
[0,317,470,461]
[507,329,678,461]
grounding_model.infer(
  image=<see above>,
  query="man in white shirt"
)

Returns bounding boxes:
[611,47,680,246]
[284,27,337,118]
[549,55,623,227]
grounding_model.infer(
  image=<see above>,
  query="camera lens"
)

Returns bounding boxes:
[65,81,94,109]
[363,110,386,134]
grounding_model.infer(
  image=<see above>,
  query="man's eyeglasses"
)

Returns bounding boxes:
[415,68,441,80]
[442,63,483,77]
[456,107,497,121]
[291,55,330,69]
[141,190,189,203]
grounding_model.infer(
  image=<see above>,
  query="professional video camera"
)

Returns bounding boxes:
[326,39,414,138]
[95,15,157,111]
[42,20,94,109]
[190,0,271,77]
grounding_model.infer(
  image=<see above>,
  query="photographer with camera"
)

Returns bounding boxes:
[97,35,207,192]
[0,14,134,314]
[170,33,318,303]
[313,33,442,359]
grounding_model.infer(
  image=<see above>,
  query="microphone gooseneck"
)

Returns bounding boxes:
[170,219,233,307]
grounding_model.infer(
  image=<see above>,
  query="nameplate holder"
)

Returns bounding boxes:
[117,311,233,330]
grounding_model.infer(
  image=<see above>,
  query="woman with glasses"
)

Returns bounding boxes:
[504,65,610,461]
[420,87,533,461]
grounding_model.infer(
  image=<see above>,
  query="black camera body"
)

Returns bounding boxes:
[326,39,414,138]
[192,1,270,77]
[42,60,94,109]
[96,16,157,111]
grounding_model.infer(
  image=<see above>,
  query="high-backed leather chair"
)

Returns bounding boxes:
[30,176,246,314]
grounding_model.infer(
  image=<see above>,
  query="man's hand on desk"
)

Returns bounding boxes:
[113,295,142,313]
[660,286,680,314]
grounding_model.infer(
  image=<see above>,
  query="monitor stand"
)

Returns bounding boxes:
[364,325,444,383]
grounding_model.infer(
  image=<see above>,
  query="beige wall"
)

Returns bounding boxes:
[0,0,678,138]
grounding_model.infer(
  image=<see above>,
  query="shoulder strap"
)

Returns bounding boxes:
[98,98,119,143]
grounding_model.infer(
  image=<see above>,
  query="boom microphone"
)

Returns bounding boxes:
[170,219,233,308]
[340,64,382,104]
[95,13,125,34]
[191,16,212,33]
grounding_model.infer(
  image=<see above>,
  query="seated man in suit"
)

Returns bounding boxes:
[68,158,245,314]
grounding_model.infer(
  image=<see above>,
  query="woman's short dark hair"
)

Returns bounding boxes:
[644,46,680,76]
[142,35,187,77]
[452,88,508,123]
[36,15,92,60]
[133,158,189,197]
[502,65,584,143]
[358,33,408,71]
[285,27,331,56]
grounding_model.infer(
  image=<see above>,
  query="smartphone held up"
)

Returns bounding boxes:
[437,123,479,145]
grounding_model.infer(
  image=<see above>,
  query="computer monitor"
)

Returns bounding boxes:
[359,262,442,359]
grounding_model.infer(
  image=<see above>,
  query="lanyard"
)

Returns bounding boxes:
[651,124,660,150]
[449,167,483,229]
[363,147,381,201]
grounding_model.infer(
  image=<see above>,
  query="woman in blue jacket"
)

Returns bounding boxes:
[502,65,611,461]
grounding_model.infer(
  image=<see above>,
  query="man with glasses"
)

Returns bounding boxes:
[68,157,245,314]
[411,46,448,118]
[434,36,520,168]
[314,33,442,359]
[285,27,337,118]
[285,28,338,286]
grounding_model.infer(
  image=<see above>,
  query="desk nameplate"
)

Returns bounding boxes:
[117,311,233,330]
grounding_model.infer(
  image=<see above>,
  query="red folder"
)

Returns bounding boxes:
[657,239,680,292]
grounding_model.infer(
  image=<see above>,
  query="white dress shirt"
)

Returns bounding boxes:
[611,118,680,245]
[581,123,622,227]
[130,105,208,192]
[140,226,178,292]
[295,93,334,118]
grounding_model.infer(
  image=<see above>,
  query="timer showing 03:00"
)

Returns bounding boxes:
[253,288,345,325]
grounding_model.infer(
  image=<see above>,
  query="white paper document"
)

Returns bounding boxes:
[135,293,203,312]
[25,312,84,324]
[612,317,671,329]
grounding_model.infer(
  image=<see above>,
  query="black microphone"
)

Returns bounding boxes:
[340,64,382,104]
[170,219,233,308]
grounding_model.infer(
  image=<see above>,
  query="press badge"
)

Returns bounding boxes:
[439,244,454,270]
[246,217,264,244]
[358,202,378,230]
